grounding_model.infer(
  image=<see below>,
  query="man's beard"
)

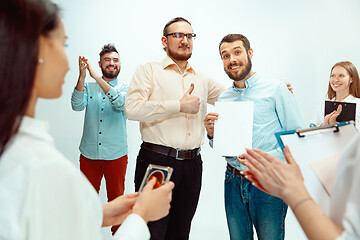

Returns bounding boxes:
[168,46,192,61]
[225,55,252,82]
[101,65,120,79]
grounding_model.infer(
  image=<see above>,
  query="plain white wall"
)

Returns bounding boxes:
[36,0,360,239]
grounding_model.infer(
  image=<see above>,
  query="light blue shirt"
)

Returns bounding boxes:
[71,78,128,160]
[213,73,305,170]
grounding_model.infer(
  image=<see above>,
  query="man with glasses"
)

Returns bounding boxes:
[125,17,226,240]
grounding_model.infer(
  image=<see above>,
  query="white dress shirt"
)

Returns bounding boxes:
[0,116,149,240]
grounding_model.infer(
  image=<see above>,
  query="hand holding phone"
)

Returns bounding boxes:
[139,164,173,191]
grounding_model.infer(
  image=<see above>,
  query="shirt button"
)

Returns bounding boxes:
[103,97,105,99]
[101,108,104,111]
[100,120,102,122]
[99,143,101,145]
[99,132,102,134]
[90,96,92,99]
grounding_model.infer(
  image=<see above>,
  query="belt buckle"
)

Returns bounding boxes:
[175,149,185,160]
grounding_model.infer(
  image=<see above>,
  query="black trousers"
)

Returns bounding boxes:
[134,145,203,240]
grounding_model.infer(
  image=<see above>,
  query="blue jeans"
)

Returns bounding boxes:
[224,169,287,240]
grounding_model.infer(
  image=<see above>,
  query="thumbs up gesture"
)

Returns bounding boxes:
[180,83,200,114]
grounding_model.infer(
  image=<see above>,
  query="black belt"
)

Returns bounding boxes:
[227,164,245,178]
[141,142,200,160]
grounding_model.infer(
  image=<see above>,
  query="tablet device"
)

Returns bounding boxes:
[324,100,356,123]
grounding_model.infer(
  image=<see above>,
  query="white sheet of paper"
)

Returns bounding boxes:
[213,101,253,156]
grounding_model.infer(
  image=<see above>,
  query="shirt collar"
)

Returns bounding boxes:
[232,72,259,91]
[104,77,118,87]
[18,116,53,142]
[162,55,196,74]
[330,94,356,102]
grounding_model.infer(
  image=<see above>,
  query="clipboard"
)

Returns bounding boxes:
[325,100,356,122]
[276,121,357,213]
[276,121,358,239]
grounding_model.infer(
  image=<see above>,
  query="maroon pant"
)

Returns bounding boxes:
[80,154,128,235]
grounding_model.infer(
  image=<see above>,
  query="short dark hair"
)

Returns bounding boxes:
[163,17,191,36]
[0,0,60,156]
[99,44,118,58]
[219,34,251,54]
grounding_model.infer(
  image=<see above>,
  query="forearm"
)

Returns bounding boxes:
[94,76,111,94]
[125,97,180,121]
[75,75,85,92]
[285,188,343,240]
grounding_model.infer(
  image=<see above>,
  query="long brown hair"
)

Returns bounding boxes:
[327,61,360,99]
[0,0,59,156]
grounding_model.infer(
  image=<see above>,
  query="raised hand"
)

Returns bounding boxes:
[203,112,219,139]
[180,83,200,114]
[78,56,87,79]
[240,147,306,205]
[324,104,342,125]
[84,59,100,81]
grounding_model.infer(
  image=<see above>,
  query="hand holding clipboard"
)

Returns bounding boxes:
[325,100,356,123]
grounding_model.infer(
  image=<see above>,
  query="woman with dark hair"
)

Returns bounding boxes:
[0,0,173,239]
[310,61,360,129]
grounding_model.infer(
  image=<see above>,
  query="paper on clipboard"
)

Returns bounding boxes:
[213,101,253,156]
[310,152,341,196]
[276,122,357,215]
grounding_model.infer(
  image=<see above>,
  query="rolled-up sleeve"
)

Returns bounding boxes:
[105,84,127,111]
[71,85,88,111]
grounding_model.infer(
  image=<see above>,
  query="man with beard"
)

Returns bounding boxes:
[124,17,226,240]
[71,44,128,235]
[204,34,305,240]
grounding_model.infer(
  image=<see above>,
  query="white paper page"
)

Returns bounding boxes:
[213,101,253,156]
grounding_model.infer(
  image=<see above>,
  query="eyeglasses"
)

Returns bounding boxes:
[165,32,196,40]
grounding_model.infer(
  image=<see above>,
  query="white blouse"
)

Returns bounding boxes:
[0,117,149,240]
[331,133,360,239]
[310,94,360,130]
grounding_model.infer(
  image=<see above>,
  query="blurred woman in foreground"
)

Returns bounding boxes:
[0,0,173,239]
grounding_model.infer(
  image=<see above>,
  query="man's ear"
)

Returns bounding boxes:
[161,36,168,50]
[98,61,101,68]
[248,48,254,59]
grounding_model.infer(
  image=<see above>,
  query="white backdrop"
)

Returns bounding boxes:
[37,0,360,239]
